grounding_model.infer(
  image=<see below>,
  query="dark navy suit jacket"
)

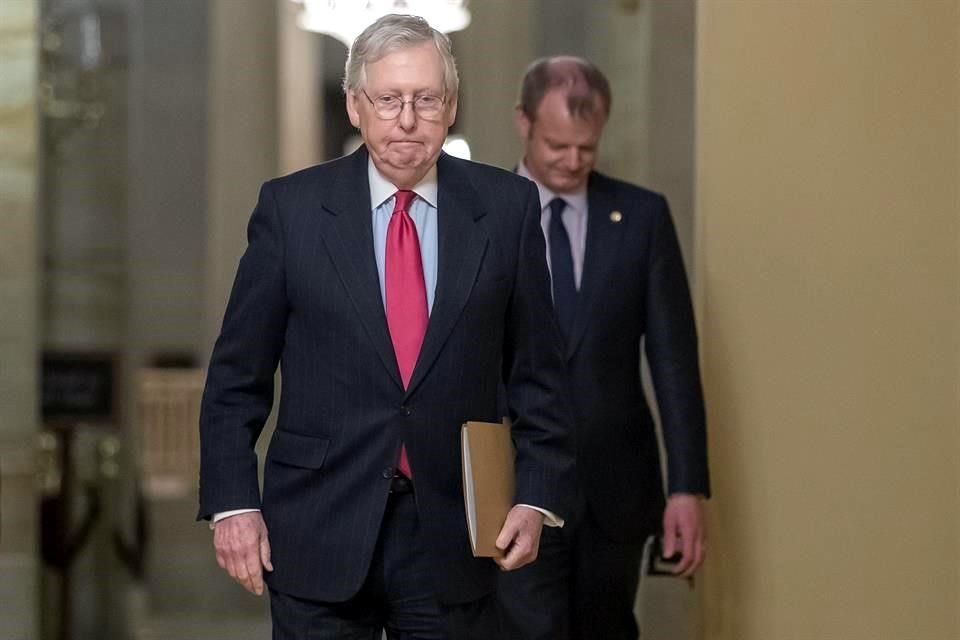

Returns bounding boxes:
[198,147,574,604]
[564,171,709,541]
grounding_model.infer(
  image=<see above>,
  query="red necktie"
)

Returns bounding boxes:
[385,190,427,478]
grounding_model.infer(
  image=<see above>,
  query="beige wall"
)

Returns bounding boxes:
[696,1,959,638]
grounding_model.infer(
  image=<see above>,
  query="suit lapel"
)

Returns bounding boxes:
[565,175,624,359]
[405,153,489,395]
[316,147,404,388]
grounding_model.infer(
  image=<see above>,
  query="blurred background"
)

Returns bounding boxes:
[1,1,958,639]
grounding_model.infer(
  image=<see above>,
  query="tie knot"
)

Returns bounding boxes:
[393,190,416,213]
[548,197,566,219]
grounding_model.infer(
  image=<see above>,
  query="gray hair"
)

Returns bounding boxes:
[343,14,459,97]
[518,56,611,121]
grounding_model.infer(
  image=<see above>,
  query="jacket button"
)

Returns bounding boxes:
[400,405,411,417]
[382,467,394,479]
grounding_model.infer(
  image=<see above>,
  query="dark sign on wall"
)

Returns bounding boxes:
[41,353,117,422]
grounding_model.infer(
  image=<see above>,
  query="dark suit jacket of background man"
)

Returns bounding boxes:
[198,146,575,604]
[564,170,709,540]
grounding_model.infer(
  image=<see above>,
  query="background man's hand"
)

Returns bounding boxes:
[494,505,545,571]
[661,493,706,577]
[212,511,273,595]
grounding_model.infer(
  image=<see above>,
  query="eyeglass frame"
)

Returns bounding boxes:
[359,88,449,121]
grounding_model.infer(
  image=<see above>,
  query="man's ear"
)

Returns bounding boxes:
[514,106,532,140]
[445,95,458,127]
[346,90,361,128]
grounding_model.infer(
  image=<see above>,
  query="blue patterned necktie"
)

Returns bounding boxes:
[548,197,576,341]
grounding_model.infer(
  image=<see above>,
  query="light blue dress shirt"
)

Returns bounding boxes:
[368,160,439,312]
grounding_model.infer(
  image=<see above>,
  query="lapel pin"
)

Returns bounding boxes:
[610,211,623,223]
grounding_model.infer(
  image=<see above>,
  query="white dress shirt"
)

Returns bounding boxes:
[518,160,589,290]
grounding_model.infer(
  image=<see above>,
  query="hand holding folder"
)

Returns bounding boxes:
[461,419,514,557]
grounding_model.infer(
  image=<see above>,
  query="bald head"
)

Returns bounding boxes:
[517,56,611,123]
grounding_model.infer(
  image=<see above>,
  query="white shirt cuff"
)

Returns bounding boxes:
[210,505,564,530]
[516,504,564,527]
[210,508,260,530]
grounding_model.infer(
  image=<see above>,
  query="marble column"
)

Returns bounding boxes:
[205,0,279,350]
[0,1,40,638]
[278,0,323,175]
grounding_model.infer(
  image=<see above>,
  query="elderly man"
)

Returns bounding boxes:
[198,15,574,639]
[498,56,710,640]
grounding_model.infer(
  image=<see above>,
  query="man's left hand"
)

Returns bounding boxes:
[661,493,706,577]
[494,505,545,571]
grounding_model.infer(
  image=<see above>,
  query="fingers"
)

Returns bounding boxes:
[662,510,678,559]
[494,533,537,571]
[677,516,706,578]
[662,494,706,577]
[494,506,544,571]
[243,545,266,595]
[493,514,520,570]
[212,512,271,595]
[494,519,516,559]
[260,533,274,573]
[672,525,697,576]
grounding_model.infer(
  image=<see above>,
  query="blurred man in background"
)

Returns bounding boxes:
[498,56,710,640]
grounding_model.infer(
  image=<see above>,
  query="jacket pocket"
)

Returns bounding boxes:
[267,430,330,469]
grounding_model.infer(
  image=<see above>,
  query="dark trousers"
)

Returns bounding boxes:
[270,488,500,639]
[497,506,645,640]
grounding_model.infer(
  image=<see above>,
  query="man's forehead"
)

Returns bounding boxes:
[365,43,442,70]
[364,47,446,89]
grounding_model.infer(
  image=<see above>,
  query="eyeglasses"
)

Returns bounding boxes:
[360,89,447,120]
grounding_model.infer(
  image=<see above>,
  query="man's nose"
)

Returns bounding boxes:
[563,148,581,170]
[398,101,417,130]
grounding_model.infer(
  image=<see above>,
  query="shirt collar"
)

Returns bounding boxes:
[368,158,439,209]
[517,159,588,215]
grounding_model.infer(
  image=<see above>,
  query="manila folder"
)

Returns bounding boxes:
[461,419,514,557]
